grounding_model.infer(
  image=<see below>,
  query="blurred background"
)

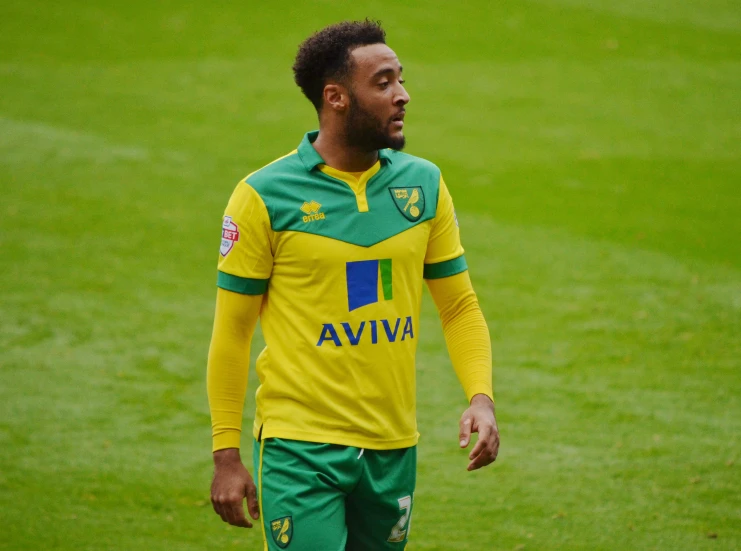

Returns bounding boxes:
[1,1,739,549]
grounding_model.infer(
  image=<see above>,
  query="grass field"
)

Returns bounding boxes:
[1,1,740,550]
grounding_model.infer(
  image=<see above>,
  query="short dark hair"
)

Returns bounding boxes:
[293,20,386,111]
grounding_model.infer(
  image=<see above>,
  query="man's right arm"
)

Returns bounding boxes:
[207,287,262,451]
[209,179,274,527]
[207,287,263,527]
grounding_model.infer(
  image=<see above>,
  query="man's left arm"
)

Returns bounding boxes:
[427,271,500,471]
[423,174,499,471]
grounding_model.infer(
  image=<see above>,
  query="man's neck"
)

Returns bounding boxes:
[312,130,379,172]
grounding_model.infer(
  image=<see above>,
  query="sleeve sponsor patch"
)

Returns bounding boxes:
[220,216,240,257]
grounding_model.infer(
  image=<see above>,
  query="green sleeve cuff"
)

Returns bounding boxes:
[423,255,468,279]
[217,271,269,295]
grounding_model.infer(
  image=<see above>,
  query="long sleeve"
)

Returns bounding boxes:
[207,287,263,452]
[426,270,493,402]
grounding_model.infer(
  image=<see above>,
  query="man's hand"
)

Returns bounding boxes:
[459,394,500,471]
[211,448,260,528]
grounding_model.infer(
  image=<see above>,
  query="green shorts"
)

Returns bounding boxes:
[253,437,416,551]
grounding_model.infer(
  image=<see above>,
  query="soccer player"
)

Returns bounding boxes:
[207,20,499,550]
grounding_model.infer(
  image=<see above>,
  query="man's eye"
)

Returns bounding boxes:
[399,79,406,85]
[379,81,389,88]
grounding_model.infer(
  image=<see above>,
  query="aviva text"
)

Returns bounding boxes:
[317,316,414,346]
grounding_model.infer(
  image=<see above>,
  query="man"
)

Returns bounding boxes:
[207,20,499,550]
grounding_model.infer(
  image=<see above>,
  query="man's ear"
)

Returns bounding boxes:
[323,83,349,112]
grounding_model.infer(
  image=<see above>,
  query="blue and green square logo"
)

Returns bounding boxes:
[346,259,393,311]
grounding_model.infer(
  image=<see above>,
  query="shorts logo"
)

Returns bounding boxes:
[220,216,239,257]
[346,259,392,311]
[389,187,425,222]
[270,516,293,548]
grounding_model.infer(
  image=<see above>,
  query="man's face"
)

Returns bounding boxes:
[344,43,410,151]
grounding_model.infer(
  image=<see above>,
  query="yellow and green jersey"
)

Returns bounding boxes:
[217,131,467,450]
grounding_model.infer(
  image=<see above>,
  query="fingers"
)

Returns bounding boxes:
[211,459,259,529]
[226,498,253,528]
[212,492,253,528]
[467,424,500,471]
[459,413,473,448]
[468,423,490,461]
[211,481,254,528]
[246,479,260,520]
[211,495,228,524]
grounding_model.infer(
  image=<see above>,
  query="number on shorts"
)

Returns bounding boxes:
[387,495,412,542]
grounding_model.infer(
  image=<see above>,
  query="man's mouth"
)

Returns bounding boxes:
[390,111,406,129]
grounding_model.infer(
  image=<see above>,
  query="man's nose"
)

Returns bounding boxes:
[395,84,410,106]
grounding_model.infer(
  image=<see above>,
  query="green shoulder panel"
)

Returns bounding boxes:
[241,150,305,223]
[245,142,442,247]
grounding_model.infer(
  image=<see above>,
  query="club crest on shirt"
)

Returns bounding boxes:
[270,516,293,548]
[220,216,239,257]
[389,187,425,222]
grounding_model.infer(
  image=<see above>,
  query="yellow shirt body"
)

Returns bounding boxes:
[213,131,480,450]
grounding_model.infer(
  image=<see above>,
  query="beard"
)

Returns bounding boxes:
[344,92,406,152]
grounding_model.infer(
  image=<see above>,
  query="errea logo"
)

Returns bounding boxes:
[300,200,326,223]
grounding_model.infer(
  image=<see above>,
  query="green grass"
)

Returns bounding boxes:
[1,1,739,549]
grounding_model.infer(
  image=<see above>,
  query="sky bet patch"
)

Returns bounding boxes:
[220,216,239,257]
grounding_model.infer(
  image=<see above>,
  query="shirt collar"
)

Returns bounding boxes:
[297,130,394,171]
